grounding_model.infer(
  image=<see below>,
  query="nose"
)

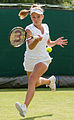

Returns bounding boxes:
[34,18,38,23]
[34,17,37,21]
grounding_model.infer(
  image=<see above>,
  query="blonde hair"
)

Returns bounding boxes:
[18,4,44,20]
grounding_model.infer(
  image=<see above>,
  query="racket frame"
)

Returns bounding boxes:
[9,27,28,47]
[9,26,38,47]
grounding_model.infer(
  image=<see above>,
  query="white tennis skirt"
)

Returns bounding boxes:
[23,57,52,72]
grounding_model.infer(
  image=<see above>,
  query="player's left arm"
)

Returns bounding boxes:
[47,36,68,48]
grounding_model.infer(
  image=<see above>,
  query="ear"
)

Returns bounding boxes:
[42,15,44,20]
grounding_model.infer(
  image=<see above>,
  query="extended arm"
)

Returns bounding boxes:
[47,36,68,48]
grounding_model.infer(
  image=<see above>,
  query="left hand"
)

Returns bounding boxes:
[56,37,68,48]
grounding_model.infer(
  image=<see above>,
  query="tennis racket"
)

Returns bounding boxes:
[9,27,39,47]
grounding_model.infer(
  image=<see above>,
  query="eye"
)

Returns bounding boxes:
[32,16,35,18]
[37,16,40,18]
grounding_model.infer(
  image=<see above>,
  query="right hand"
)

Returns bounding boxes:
[36,35,43,42]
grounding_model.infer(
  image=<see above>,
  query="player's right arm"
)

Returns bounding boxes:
[26,29,42,50]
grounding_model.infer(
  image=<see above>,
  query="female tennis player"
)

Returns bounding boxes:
[15,4,68,117]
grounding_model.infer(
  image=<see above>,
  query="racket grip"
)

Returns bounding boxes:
[26,35,42,41]
[33,36,39,39]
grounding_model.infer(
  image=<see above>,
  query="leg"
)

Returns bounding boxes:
[24,62,48,108]
[35,77,50,87]
[15,62,47,118]
[27,72,51,88]
[27,71,56,89]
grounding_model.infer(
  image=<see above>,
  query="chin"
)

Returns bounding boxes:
[34,23,41,26]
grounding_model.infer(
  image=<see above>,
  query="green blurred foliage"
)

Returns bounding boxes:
[0,0,34,3]
[0,0,74,6]
[35,0,74,6]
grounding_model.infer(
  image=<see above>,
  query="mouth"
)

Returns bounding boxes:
[35,21,38,24]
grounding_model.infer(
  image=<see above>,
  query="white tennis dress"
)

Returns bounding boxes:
[23,23,52,72]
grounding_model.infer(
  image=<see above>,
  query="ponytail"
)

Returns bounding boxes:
[18,9,30,20]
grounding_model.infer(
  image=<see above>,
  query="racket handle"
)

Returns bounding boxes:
[26,35,40,41]
[33,36,40,39]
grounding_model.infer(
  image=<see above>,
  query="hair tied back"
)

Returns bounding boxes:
[18,9,30,20]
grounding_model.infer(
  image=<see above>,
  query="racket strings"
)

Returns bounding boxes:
[10,28,26,47]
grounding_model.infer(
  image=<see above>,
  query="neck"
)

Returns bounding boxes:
[33,23,44,34]
[33,24,42,29]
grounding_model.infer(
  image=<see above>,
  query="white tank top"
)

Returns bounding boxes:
[24,23,52,62]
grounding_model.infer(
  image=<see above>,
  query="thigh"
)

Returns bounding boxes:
[31,62,48,79]
[27,62,48,87]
